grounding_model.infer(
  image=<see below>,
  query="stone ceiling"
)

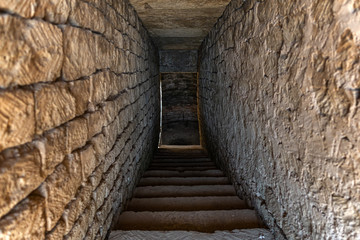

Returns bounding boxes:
[129,0,231,50]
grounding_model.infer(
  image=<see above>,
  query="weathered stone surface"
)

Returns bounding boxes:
[43,126,68,171]
[69,78,91,116]
[0,89,35,151]
[198,0,360,239]
[62,26,96,81]
[160,50,198,72]
[109,229,274,240]
[85,110,107,139]
[0,0,160,239]
[0,15,63,88]
[65,202,96,240]
[91,71,111,105]
[35,82,76,134]
[35,0,72,23]
[79,144,98,181]
[0,195,46,240]
[129,0,231,49]
[0,142,43,218]
[67,117,88,151]
[0,0,37,18]
[46,182,94,239]
[45,154,82,231]
[69,0,106,34]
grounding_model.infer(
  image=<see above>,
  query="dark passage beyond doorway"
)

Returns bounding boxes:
[161,72,200,145]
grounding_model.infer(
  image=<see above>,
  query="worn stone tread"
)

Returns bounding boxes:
[143,170,225,178]
[114,210,263,232]
[148,166,218,171]
[152,158,211,163]
[154,155,209,159]
[109,229,274,240]
[149,162,215,167]
[134,185,236,198]
[138,177,230,186]
[127,196,248,211]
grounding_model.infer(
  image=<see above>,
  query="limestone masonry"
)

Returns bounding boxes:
[0,0,160,239]
[199,0,360,239]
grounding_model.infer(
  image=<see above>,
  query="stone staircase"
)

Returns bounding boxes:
[110,146,273,239]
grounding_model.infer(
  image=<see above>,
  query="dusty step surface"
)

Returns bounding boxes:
[149,162,215,167]
[109,229,274,240]
[138,177,230,186]
[152,158,211,163]
[143,169,225,178]
[114,209,264,232]
[134,185,236,198]
[154,155,209,159]
[148,166,218,171]
[126,196,248,211]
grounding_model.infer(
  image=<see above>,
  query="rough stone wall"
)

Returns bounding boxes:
[159,50,198,72]
[161,73,199,145]
[199,0,360,239]
[0,1,160,239]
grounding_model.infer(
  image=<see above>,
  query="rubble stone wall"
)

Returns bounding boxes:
[0,0,160,239]
[198,0,360,239]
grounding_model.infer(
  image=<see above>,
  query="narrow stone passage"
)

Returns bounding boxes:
[110,146,273,239]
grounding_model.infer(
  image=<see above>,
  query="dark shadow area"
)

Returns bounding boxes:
[161,72,200,145]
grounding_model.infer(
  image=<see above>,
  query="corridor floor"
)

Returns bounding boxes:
[110,146,273,239]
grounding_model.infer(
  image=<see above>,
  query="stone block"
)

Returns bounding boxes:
[102,207,115,239]
[103,117,120,153]
[0,195,46,240]
[85,110,107,139]
[0,0,36,18]
[63,26,96,81]
[0,142,43,218]
[64,203,96,240]
[43,126,68,172]
[0,89,35,151]
[91,71,110,105]
[35,82,76,134]
[46,183,93,239]
[84,216,101,240]
[67,117,88,152]
[68,0,106,34]
[113,92,131,115]
[45,154,82,231]
[89,162,105,191]
[91,133,107,163]
[95,34,112,70]
[65,184,93,231]
[78,144,97,181]
[95,195,112,230]
[104,137,126,173]
[93,181,107,210]
[35,0,73,23]
[0,15,63,87]
[69,78,91,116]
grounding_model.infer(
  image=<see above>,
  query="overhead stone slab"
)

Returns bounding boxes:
[129,0,231,49]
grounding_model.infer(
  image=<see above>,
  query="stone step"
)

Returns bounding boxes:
[149,162,216,168]
[126,196,248,211]
[134,185,236,198]
[114,209,264,232]
[148,166,218,171]
[151,158,212,163]
[143,170,225,178]
[138,177,230,186]
[154,155,209,159]
[109,229,274,240]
